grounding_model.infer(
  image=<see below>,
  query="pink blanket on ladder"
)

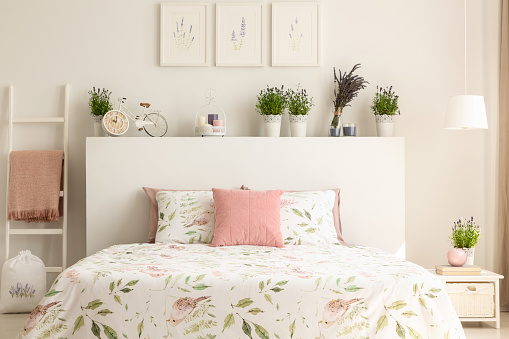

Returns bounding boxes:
[8,150,64,223]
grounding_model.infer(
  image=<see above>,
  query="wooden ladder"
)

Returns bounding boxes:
[4,84,69,273]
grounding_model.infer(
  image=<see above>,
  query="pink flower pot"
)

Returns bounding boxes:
[447,248,467,267]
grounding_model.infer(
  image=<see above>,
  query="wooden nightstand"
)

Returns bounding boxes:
[427,269,504,329]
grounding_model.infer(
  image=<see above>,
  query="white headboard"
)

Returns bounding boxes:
[86,137,405,257]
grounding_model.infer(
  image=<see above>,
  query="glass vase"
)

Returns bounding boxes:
[329,109,342,137]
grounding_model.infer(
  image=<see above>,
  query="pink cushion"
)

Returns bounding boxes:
[211,189,284,247]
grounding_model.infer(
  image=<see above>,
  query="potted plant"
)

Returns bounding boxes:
[331,64,369,137]
[286,85,314,137]
[256,86,287,137]
[450,217,481,266]
[89,87,113,137]
[370,86,400,137]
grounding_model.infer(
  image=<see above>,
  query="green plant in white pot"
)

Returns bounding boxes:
[286,85,314,137]
[371,86,400,137]
[89,87,113,137]
[450,217,481,266]
[256,86,288,137]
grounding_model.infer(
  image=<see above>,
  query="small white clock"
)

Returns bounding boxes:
[102,110,129,136]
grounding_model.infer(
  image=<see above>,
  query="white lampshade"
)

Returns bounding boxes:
[444,95,488,130]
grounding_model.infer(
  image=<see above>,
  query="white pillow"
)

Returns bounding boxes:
[155,191,215,244]
[280,190,339,245]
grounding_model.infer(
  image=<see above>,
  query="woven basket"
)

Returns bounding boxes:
[446,282,494,317]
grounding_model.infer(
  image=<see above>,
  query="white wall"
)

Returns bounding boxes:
[0,0,497,273]
[86,137,405,256]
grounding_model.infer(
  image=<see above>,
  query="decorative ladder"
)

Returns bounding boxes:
[4,84,69,273]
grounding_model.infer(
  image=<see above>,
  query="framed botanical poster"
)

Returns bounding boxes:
[216,3,263,67]
[160,3,208,66]
[272,2,320,66]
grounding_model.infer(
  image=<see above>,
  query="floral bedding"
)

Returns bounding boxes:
[18,244,465,339]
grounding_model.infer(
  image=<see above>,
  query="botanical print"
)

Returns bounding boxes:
[320,298,363,328]
[9,283,36,298]
[22,301,64,336]
[289,17,302,52]
[216,4,262,66]
[374,283,444,338]
[64,268,80,283]
[173,17,195,51]
[19,244,465,338]
[160,4,207,66]
[231,17,247,51]
[272,3,319,66]
[155,191,215,244]
[280,191,339,245]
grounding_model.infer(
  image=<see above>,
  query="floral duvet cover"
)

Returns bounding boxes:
[18,244,465,339]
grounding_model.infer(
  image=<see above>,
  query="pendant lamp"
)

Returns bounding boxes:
[444,0,488,130]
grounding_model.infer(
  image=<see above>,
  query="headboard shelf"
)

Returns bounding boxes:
[86,137,405,257]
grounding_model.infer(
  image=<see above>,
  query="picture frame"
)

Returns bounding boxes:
[272,2,320,67]
[216,3,264,67]
[160,3,208,66]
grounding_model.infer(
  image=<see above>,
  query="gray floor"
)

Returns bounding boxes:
[1,312,508,338]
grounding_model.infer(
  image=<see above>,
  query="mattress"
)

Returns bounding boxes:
[18,243,465,338]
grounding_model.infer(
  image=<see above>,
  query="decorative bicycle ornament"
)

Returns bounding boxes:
[102,98,168,137]
[195,89,226,137]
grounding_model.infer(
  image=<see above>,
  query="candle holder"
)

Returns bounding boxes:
[195,89,226,137]
[343,123,357,137]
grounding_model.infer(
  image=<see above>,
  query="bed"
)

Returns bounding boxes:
[18,244,464,338]
[17,138,465,338]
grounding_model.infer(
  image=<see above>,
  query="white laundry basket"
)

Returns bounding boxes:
[446,282,494,317]
[0,250,47,313]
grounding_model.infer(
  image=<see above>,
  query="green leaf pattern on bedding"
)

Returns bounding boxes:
[20,244,465,338]
[280,191,339,245]
[155,191,215,244]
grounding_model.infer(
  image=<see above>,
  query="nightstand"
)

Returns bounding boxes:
[427,269,504,329]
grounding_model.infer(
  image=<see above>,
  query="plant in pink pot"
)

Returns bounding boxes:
[449,217,481,266]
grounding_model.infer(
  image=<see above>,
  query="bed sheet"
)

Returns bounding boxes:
[18,243,465,338]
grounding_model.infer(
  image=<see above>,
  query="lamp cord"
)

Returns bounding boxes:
[464,0,467,95]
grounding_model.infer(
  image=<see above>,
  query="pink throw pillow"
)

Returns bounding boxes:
[211,189,284,247]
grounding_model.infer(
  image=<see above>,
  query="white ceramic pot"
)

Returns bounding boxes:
[263,115,282,137]
[289,115,307,137]
[463,247,475,266]
[93,116,106,137]
[375,115,394,137]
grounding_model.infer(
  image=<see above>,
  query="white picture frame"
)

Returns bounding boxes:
[216,3,264,67]
[272,2,320,67]
[160,3,208,66]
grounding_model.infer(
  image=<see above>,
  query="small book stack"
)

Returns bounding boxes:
[435,265,481,276]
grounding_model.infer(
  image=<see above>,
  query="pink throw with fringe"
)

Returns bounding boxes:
[8,150,64,223]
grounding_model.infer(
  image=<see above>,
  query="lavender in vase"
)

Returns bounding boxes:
[330,64,368,137]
